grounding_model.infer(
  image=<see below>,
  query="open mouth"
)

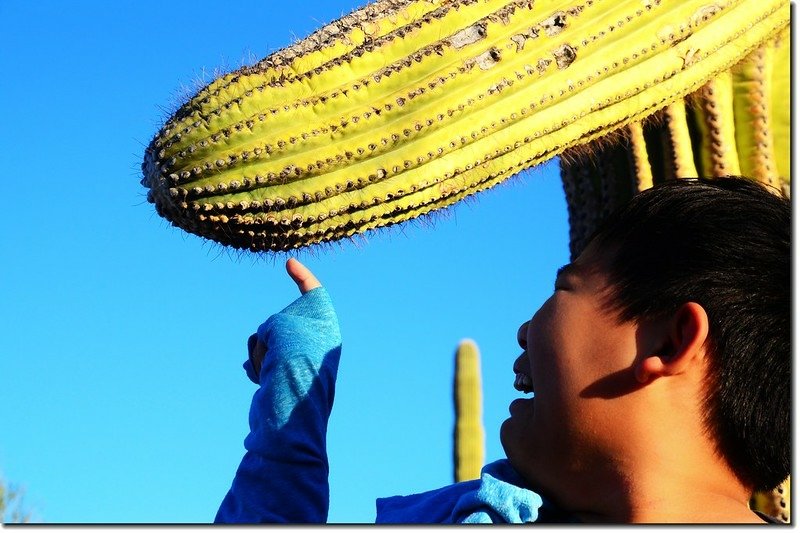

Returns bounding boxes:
[509,372,534,416]
[514,372,534,394]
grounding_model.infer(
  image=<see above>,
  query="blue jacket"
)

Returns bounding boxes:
[215,288,563,523]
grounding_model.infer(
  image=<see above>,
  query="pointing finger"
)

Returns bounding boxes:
[286,258,322,294]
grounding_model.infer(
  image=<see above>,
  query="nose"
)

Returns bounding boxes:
[517,321,529,350]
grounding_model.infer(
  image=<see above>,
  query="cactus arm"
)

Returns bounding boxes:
[453,339,485,483]
[143,0,789,252]
[628,121,653,192]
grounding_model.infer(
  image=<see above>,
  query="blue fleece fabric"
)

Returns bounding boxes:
[376,459,544,523]
[215,288,559,524]
[215,287,341,523]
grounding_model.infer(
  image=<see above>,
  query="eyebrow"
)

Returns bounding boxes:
[555,262,582,280]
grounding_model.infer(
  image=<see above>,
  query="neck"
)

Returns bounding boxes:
[566,469,760,523]
[531,425,758,523]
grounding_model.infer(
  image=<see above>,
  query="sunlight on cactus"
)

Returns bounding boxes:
[141,0,789,253]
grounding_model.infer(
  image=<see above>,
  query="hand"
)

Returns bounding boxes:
[249,258,322,376]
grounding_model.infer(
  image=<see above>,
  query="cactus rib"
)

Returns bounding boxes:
[664,101,699,178]
[692,71,743,177]
[732,45,780,190]
[769,27,790,184]
[142,0,789,252]
[628,121,653,192]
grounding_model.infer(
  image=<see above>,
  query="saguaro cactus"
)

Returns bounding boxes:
[141,0,789,253]
[453,339,485,482]
[561,27,790,258]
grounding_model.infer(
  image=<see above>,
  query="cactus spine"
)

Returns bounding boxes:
[141,0,789,252]
[453,339,485,482]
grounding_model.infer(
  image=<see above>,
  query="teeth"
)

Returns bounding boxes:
[514,372,532,393]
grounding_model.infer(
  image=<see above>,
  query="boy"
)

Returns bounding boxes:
[215,177,789,523]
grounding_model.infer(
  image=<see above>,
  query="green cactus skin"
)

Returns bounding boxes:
[560,26,790,260]
[141,0,789,253]
[453,339,485,483]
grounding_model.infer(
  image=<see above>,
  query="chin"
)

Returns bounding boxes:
[499,412,541,485]
[498,416,519,459]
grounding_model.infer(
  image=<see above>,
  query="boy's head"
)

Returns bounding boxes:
[502,177,789,502]
[590,177,789,491]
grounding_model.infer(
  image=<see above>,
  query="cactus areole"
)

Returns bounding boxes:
[141,0,789,252]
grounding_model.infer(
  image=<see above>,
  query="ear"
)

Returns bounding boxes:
[634,302,710,384]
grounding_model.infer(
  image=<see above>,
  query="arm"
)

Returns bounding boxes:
[215,259,341,523]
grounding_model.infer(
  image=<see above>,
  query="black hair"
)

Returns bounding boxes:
[588,177,790,491]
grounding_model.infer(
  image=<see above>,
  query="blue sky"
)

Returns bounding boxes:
[0,0,571,523]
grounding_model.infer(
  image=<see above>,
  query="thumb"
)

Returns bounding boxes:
[286,258,322,294]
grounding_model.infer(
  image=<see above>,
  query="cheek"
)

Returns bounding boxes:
[529,299,597,394]
[528,300,568,371]
[526,297,555,350]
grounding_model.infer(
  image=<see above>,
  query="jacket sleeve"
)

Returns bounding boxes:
[215,286,342,523]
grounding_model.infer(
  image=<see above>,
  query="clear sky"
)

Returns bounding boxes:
[0,0,572,523]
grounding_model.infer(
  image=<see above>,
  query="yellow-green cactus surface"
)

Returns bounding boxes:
[142,0,789,252]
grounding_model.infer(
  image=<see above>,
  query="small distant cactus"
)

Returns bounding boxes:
[453,339,485,482]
